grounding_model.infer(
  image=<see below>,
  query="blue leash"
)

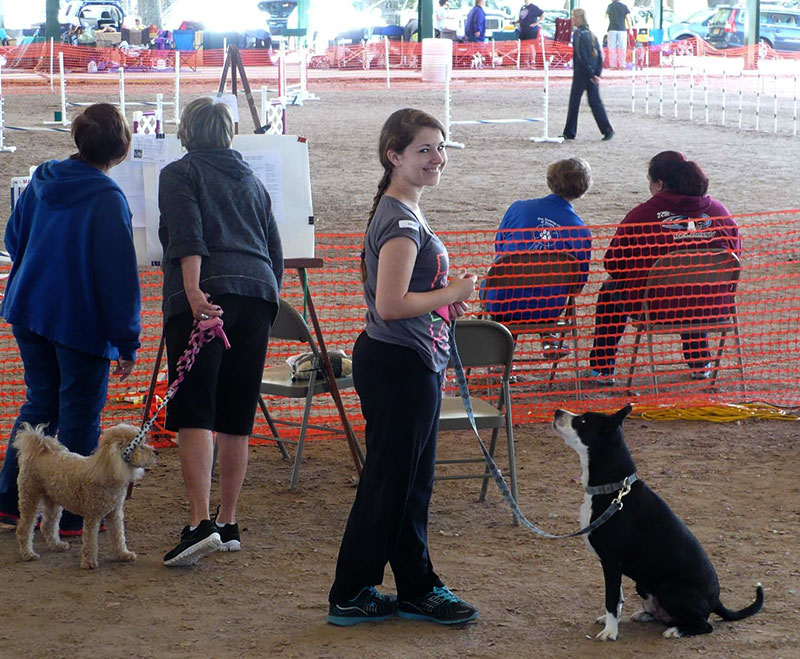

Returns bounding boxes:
[448,322,635,539]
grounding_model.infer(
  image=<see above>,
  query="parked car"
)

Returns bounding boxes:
[59,0,125,31]
[257,1,298,35]
[707,4,800,53]
[666,7,717,54]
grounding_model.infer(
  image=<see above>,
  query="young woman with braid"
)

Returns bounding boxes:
[328,108,479,627]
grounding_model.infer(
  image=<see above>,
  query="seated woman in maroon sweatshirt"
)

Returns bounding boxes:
[587,151,741,386]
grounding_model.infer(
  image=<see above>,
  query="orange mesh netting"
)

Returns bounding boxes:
[1,212,799,456]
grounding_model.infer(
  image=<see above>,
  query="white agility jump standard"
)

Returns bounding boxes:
[276,41,318,107]
[0,57,16,152]
[46,51,182,127]
[443,34,563,148]
[0,57,70,147]
[630,54,800,136]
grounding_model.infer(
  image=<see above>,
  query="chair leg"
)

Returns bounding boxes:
[478,427,500,503]
[733,320,747,394]
[709,330,728,389]
[626,331,643,389]
[571,324,581,400]
[257,395,290,460]
[646,330,659,393]
[289,374,318,490]
[505,404,519,527]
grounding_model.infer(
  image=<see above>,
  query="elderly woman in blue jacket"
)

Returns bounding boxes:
[0,103,141,535]
[562,8,614,141]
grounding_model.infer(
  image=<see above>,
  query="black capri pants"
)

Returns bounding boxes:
[164,294,277,435]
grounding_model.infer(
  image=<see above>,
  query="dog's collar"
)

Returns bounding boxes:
[585,473,638,495]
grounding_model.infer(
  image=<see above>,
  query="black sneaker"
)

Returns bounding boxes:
[163,519,222,567]
[602,129,615,141]
[216,522,240,552]
[327,586,398,626]
[211,506,241,552]
[398,586,478,625]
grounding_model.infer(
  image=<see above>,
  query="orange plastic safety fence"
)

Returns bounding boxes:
[2,212,800,458]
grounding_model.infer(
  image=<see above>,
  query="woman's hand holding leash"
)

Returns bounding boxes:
[186,288,223,322]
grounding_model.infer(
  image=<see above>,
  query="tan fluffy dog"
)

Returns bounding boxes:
[14,423,156,569]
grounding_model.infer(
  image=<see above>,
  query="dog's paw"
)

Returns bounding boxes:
[631,610,657,623]
[53,540,70,552]
[81,557,99,569]
[663,626,683,638]
[595,613,608,625]
[20,550,40,562]
[596,628,618,641]
[116,550,137,562]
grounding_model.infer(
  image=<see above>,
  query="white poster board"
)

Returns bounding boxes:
[109,133,314,266]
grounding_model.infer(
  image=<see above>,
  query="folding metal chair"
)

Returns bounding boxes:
[438,319,518,521]
[254,299,363,489]
[625,248,746,393]
[481,251,584,398]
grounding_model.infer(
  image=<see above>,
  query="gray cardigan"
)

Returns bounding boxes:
[158,148,283,321]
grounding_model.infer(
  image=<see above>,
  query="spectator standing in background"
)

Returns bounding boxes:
[606,0,631,70]
[518,3,544,41]
[465,0,487,42]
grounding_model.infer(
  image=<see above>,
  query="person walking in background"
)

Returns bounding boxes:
[586,151,741,387]
[606,0,632,70]
[0,103,141,535]
[158,98,283,567]
[328,108,478,627]
[561,7,614,142]
[518,2,544,41]
[465,0,487,42]
[434,0,449,37]
[485,157,593,361]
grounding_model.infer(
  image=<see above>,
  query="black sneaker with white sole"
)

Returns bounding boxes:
[163,519,223,567]
[211,506,241,551]
[216,521,240,552]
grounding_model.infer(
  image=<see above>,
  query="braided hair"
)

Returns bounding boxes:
[360,108,446,281]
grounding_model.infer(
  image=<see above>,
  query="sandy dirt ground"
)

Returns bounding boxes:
[0,74,799,658]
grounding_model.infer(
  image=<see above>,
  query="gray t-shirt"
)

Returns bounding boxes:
[363,195,451,373]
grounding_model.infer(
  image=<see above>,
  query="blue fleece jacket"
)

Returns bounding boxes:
[2,158,141,361]
[484,194,592,321]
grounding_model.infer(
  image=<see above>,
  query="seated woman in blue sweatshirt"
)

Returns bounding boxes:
[483,157,593,360]
[0,103,141,535]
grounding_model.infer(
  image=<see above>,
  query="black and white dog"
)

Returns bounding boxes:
[553,404,764,641]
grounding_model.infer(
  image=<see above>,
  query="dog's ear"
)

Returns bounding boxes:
[612,403,633,426]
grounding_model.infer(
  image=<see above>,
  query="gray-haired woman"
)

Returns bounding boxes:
[158,97,283,566]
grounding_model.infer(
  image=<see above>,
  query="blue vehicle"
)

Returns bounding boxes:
[666,7,717,54]
[707,4,800,53]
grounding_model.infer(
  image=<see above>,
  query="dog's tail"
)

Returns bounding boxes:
[12,423,67,464]
[714,583,764,621]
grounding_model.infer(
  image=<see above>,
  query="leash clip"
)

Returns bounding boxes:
[612,483,632,509]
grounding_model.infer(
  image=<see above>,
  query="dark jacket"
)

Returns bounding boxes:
[158,148,283,321]
[2,158,141,361]
[572,25,603,78]
[465,5,486,41]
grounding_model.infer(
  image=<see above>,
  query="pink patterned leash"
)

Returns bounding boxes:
[122,317,231,462]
